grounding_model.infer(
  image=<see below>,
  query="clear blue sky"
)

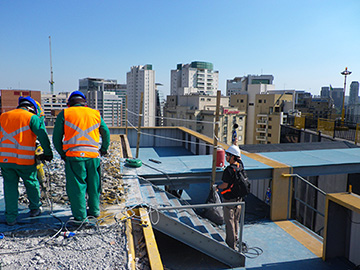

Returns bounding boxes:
[1,1,360,97]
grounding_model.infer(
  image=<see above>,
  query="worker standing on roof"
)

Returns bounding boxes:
[52,91,110,222]
[0,96,53,226]
[217,145,247,250]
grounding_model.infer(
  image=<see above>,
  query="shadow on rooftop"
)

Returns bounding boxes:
[247,257,355,270]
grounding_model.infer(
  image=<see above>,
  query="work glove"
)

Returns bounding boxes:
[99,149,108,157]
[40,154,53,162]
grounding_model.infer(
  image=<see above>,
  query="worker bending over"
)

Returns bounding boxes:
[53,91,110,222]
[0,96,53,226]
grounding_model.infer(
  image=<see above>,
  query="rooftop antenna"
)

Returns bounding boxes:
[49,36,54,95]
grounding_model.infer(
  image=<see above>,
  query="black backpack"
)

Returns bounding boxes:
[223,161,250,200]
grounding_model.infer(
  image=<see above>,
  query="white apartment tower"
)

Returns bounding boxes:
[171,61,219,96]
[79,78,125,126]
[127,65,156,127]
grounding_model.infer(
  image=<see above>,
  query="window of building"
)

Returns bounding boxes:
[258,100,262,103]
[241,99,244,103]
[268,133,272,137]
[264,99,267,103]
[238,135,242,141]
[269,117,272,121]
[201,98,205,101]
[268,125,272,129]
[249,103,254,106]
[239,125,243,131]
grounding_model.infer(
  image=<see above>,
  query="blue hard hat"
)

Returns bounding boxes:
[18,96,38,115]
[68,91,86,102]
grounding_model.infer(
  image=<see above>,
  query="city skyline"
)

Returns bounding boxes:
[1,1,360,97]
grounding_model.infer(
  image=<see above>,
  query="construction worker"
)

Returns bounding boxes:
[217,145,244,250]
[0,96,53,226]
[52,91,110,222]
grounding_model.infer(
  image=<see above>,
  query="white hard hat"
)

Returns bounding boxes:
[225,145,241,158]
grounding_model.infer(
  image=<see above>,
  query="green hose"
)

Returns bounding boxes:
[125,158,142,168]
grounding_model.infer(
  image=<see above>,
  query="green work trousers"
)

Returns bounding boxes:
[65,158,101,221]
[1,166,41,223]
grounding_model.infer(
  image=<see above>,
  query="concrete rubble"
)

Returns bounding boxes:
[1,141,150,270]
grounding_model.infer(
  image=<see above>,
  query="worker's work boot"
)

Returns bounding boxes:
[29,208,42,217]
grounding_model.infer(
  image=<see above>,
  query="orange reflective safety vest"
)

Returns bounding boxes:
[63,106,101,158]
[0,108,37,165]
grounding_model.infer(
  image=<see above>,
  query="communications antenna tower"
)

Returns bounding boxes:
[49,36,54,95]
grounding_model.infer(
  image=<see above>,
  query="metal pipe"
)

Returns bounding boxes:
[238,202,245,252]
[210,90,221,189]
[136,92,143,159]
[156,201,245,211]
[282,173,326,196]
[294,197,325,217]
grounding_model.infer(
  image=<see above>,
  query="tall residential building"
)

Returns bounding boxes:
[226,75,274,96]
[349,81,359,105]
[79,78,125,126]
[41,92,69,126]
[226,77,242,96]
[127,65,156,127]
[155,83,166,126]
[229,80,300,145]
[321,86,343,113]
[320,86,330,98]
[171,61,219,96]
[164,94,246,145]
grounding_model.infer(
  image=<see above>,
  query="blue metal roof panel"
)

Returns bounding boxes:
[260,148,360,168]
[130,147,272,176]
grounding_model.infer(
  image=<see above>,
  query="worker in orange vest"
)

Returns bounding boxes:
[0,96,53,226]
[52,91,110,222]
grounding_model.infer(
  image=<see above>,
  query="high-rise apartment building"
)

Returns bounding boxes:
[320,86,330,98]
[349,81,359,105]
[321,86,343,113]
[127,65,156,127]
[171,61,219,96]
[226,77,242,96]
[164,94,246,145]
[79,78,125,126]
[226,75,274,96]
[42,92,69,126]
[346,81,360,123]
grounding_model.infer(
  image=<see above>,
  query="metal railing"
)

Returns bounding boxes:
[156,201,246,252]
[283,173,327,233]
